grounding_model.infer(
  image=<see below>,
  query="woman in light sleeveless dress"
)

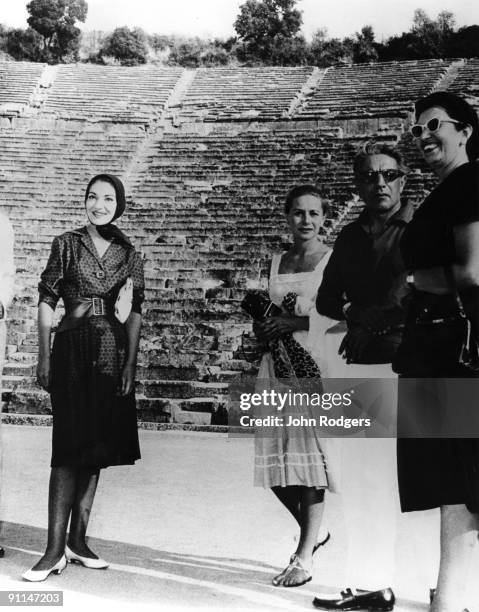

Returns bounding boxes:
[253,185,334,588]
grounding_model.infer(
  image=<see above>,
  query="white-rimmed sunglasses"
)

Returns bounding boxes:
[410,117,461,138]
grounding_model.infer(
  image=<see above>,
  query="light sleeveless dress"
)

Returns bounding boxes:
[254,250,334,489]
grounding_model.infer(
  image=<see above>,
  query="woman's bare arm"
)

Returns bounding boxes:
[37,301,54,390]
[413,221,479,293]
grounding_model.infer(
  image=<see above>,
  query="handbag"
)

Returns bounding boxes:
[240,330,267,363]
[241,290,282,320]
[240,291,280,363]
[115,277,133,323]
[344,324,404,365]
[392,271,479,375]
[114,247,139,324]
[241,290,322,379]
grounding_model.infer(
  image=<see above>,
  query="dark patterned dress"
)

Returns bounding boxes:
[39,226,144,469]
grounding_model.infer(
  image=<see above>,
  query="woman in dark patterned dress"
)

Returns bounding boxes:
[23,174,144,581]
[396,93,479,611]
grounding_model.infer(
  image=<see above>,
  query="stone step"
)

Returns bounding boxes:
[170,407,211,426]
[2,388,51,414]
[1,413,53,426]
[135,365,201,381]
[213,369,243,382]
[135,396,172,423]
[1,386,227,423]
[1,375,37,389]
[2,362,36,377]
[136,379,229,399]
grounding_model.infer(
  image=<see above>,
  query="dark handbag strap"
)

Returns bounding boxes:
[444,265,468,319]
[444,265,479,369]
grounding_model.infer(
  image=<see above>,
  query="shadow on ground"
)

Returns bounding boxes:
[0,522,427,611]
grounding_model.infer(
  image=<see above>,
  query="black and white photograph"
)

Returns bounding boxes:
[1,0,479,610]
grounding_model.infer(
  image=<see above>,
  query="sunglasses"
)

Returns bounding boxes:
[410,117,461,138]
[357,169,404,184]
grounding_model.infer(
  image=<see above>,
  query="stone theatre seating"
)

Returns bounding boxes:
[41,64,183,123]
[0,61,45,109]
[297,59,454,119]
[0,59,471,424]
[447,58,479,110]
[178,67,316,121]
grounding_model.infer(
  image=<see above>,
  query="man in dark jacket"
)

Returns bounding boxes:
[313,142,411,611]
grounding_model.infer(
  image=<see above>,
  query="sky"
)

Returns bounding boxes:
[2,0,479,41]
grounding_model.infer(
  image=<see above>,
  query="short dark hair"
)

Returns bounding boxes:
[284,184,323,214]
[415,91,479,161]
[353,142,408,177]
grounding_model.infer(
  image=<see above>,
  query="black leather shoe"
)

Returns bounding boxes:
[313,588,395,611]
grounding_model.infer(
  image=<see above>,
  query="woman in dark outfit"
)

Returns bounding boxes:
[23,174,144,581]
[396,92,479,611]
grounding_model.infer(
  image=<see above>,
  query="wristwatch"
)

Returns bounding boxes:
[406,272,415,286]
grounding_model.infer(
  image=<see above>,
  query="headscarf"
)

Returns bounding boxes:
[85,174,130,245]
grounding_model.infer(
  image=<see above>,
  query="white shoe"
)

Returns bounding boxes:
[22,555,67,582]
[65,544,109,569]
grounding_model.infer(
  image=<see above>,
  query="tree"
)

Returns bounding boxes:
[167,39,203,67]
[0,24,8,54]
[100,27,148,65]
[26,0,88,62]
[449,25,479,58]
[79,29,107,62]
[353,26,378,63]
[410,8,455,57]
[6,27,43,61]
[166,37,234,67]
[234,0,304,64]
[308,29,353,67]
[379,9,457,61]
[269,33,308,65]
[378,32,419,61]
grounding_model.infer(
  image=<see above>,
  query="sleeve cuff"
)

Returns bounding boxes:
[38,294,58,310]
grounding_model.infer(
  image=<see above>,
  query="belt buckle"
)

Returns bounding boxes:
[92,297,105,316]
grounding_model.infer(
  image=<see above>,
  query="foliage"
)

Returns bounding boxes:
[100,26,148,65]
[378,9,456,61]
[3,5,479,67]
[5,27,43,61]
[409,9,455,57]
[448,26,479,58]
[234,0,304,65]
[26,0,87,62]
[167,37,233,67]
[308,29,352,67]
[78,29,106,62]
[353,26,378,63]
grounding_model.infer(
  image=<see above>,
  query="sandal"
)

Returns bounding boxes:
[272,554,295,586]
[273,554,312,588]
[313,531,331,555]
